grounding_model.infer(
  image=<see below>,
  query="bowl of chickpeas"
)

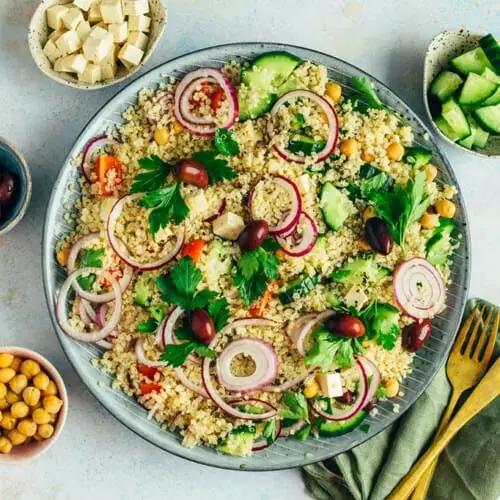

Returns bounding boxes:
[0,347,68,462]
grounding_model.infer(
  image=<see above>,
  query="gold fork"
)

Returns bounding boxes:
[389,305,499,500]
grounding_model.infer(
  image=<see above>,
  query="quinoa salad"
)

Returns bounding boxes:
[54,51,460,457]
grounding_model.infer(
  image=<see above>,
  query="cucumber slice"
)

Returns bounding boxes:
[320,183,355,231]
[473,123,490,148]
[474,103,500,134]
[451,47,493,75]
[430,71,463,102]
[318,410,367,437]
[403,146,433,169]
[331,256,390,285]
[238,87,275,121]
[458,73,498,105]
[216,426,256,456]
[278,274,319,304]
[482,67,500,85]
[483,86,500,106]
[277,73,301,96]
[288,135,326,155]
[441,98,471,139]
[479,34,500,73]
[434,115,461,142]
[458,132,475,149]
[426,219,455,266]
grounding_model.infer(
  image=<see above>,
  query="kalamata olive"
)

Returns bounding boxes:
[189,309,216,345]
[364,216,393,255]
[402,319,432,352]
[325,313,366,338]
[364,399,376,411]
[0,169,17,206]
[238,220,269,253]
[336,391,354,404]
[176,159,209,189]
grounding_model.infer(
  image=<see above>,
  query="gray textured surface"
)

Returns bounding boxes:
[0,0,498,498]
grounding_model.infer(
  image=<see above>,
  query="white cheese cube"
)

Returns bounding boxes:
[54,53,87,73]
[100,0,124,24]
[89,25,109,39]
[186,192,209,215]
[212,212,245,241]
[123,0,149,16]
[76,20,92,41]
[78,62,102,83]
[74,0,93,11]
[127,30,148,51]
[316,372,343,398]
[83,31,113,63]
[344,286,369,309]
[128,14,150,32]
[48,29,66,42]
[297,174,310,194]
[108,22,128,43]
[101,60,117,79]
[46,5,69,31]
[55,30,82,55]
[42,39,61,64]
[61,7,84,31]
[118,42,144,69]
[88,1,102,23]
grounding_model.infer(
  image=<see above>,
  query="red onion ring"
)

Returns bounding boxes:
[357,355,380,407]
[174,365,208,398]
[262,366,316,393]
[279,419,306,438]
[267,90,339,164]
[178,76,219,125]
[393,257,445,320]
[81,135,115,182]
[96,304,118,338]
[107,194,185,271]
[249,175,302,236]
[56,268,122,343]
[203,199,226,223]
[216,338,279,393]
[96,339,114,350]
[287,310,334,356]
[135,338,168,368]
[67,232,100,274]
[78,298,96,325]
[276,212,318,257]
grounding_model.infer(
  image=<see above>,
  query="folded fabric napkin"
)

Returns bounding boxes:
[303,298,500,500]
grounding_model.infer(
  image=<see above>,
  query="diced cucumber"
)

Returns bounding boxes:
[441,98,471,139]
[134,273,153,307]
[216,426,256,456]
[320,182,356,231]
[458,115,490,149]
[277,72,301,96]
[483,86,500,106]
[205,239,233,279]
[331,256,391,285]
[434,115,461,142]
[457,73,498,105]
[430,71,463,102]
[278,274,319,304]
[288,135,326,155]
[325,290,342,308]
[474,103,500,134]
[426,219,455,266]
[317,410,367,437]
[450,47,493,75]
[403,146,433,169]
[238,87,275,121]
[458,116,477,149]
[482,67,500,85]
[473,122,490,148]
[479,34,500,73]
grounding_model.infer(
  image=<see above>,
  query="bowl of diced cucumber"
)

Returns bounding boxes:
[424,30,500,158]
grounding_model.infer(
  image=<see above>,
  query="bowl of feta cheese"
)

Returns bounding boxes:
[28,0,167,90]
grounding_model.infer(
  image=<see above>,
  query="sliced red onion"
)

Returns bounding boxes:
[95,303,118,339]
[216,338,278,393]
[96,339,114,350]
[178,76,218,125]
[56,268,122,343]
[107,194,185,271]
[262,366,316,393]
[203,199,226,223]
[174,68,238,136]
[288,310,334,356]
[393,257,445,320]
[174,365,208,398]
[357,356,380,407]
[279,419,306,438]
[81,135,115,182]
[78,298,96,325]
[135,338,168,368]
[67,232,100,274]
[276,212,318,257]
[249,175,302,235]
[309,359,368,421]
[268,90,339,164]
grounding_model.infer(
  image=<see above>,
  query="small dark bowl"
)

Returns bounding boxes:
[0,137,32,235]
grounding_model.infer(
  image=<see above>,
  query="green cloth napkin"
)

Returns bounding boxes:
[303,298,500,500]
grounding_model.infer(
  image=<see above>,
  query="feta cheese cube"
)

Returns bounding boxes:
[123,0,150,16]
[48,29,66,42]
[316,372,343,398]
[61,7,84,31]
[46,5,69,31]
[89,25,109,39]
[55,30,82,56]
[127,30,148,51]
[54,53,87,73]
[88,1,102,23]
[101,59,117,80]
[186,192,209,215]
[297,174,310,194]
[43,39,61,64]
[100,0,124,24]
[83,31,113,63]
[108,21,128,43]
[76,20,92,41]
[118,42,144,69]
[78,62,102,83]
[344,286,369,309]
[73,0,93,11]
[128,14,150,32]
[212,213,245,240]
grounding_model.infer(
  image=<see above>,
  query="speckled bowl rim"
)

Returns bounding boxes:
[0,137,32,236]
[423,29,500,159]
[0,346,68,463]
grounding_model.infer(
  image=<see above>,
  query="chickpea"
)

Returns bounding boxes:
[33,372,50,391]
[22,386,40,407]
[56,247,71,267]
[0,382,6,400]
[0,353,14,368]
[434,199,456,218]
[154,127,169,146]
[10,357,22,372]
[10,401,29,419]
[43,381,58,397]
[9,374,28,394]
[38,423,54,440]
[0,436,12,454]
[0,399,7,411]
[17,419,37,437]
[6,391,20,405]
[325,82,342,103]
[304,381,320,399]
[8,429,27,446]
[340,138,358,157]
[32,408,51,425]
[21,359,41,379]
[361,151,375,163]
[43,395,63,414]
[386,142,405,161]
[425,164,438,183]
[0,368,16,384]
[384,378,400,398]
[33,432,43,442]
[363,206,376,223]
[1,412,16,431]
[420,213,439,229]
[171,120,184,135]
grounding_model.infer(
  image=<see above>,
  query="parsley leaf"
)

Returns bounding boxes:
[263,420,279,445]
[190,289,218,310]
[207,297,230,332]
[130,155,173,194]
[137,318,158,333]
[361,302,401,350]
[283,392,309,421]
[192,150,237,184]
[170,256,201,296]
[213,129,240,156]
[261,238,281,252]
[77,248,104,291]
[375,384,388,400]
[292,423,311,441]
[136,304,165,333]
[351,76,385,110]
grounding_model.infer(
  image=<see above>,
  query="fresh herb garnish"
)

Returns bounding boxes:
[292,423,312,441]
[263,419,279,445]
[291,113,306,131]
[77,248,104,290]
[351,76,385,110]
[232,247,279,306]
[261,238,281,252]
[207,297,230,332]
[213,129,240,156]
[130,155,173,194]
[192,151,237,184]
[283,391,309,421]
[136,304,166,333]
[360,301,401,350]
[375,384,388,400]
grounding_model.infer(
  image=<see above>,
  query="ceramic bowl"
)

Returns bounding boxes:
[423,29,500,158]
[27,0,167,91]
[0,347,68,464]
[0,138,32,236]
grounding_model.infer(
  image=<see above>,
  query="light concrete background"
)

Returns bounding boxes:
[0,1,498,499]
